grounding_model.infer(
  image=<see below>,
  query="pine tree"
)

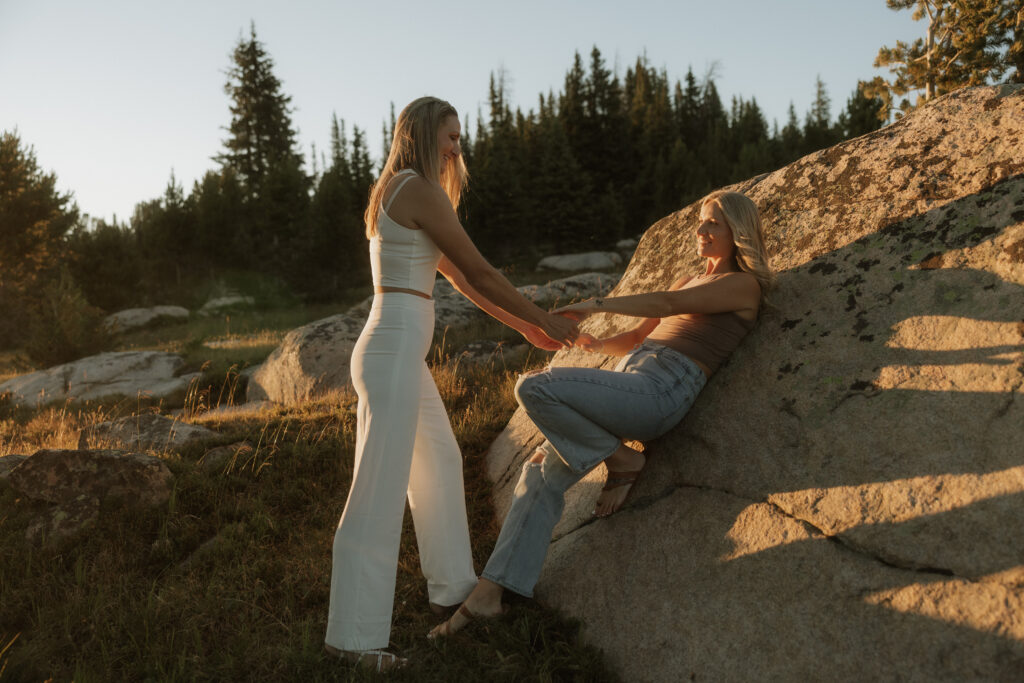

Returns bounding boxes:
[803,76,840,153]
[216,24,304,199]
[837,84,887,138]
[865,0,1011,119]
[0,130,79,346]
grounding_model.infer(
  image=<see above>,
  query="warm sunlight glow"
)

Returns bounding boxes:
[875,316,1024,392]
[723,465,1024,561]
[863,569,1024,640]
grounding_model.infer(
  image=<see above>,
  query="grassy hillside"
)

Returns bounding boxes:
[0,304,618,681]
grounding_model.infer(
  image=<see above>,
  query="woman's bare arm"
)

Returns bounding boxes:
[437,256,561,350]
[554,272,759,320]
[398,178,577,346]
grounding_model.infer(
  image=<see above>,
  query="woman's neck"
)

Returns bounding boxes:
[704,255,740,275]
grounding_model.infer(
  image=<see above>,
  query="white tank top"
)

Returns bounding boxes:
[369,169,442,295]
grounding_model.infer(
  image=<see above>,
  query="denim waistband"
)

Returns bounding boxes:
[630,340,706,381]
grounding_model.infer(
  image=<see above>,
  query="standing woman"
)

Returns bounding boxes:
[325,96,578,670]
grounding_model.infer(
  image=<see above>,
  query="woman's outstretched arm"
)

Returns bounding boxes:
[553,272,759,320]
[402,178,578,347]
[437,256,561,350]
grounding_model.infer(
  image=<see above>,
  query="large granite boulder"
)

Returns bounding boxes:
[103,305,189,333]
[0,351,202,407]
[248,273,619,405]
[485,85,1024,681]
[7,449,174,543]
[78,413,219,452]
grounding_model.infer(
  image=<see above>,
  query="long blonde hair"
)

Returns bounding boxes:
[701,190,774,297]
[364,96,469,238]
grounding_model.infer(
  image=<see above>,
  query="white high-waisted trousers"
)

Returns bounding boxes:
[325,293,477,650]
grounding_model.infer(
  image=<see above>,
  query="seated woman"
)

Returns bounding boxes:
[428,190,773,638]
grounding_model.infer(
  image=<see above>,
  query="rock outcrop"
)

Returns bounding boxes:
[248,273,619,405]
[79,413,219,452]
[103,305,189,333]
[485,85,1024,681]
[536,251,623,271]
[0,351,202,407]
[7,449,174,543]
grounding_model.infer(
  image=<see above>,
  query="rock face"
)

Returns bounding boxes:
[79,414,219,452]
[485,85,1024,681]
[248,273,619,405]
[0,351,202,407]
[536,251,623,271]
[103,305,189,333]
[8,449,173,543]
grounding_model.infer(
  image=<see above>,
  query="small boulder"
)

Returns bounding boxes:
[103,306,189,333]
[536,251,623,271]
[199,441,254,473]
[246,314,365,404]
[0,454,28,479]
[518,273,620,308]
[198,295,255,317]
[0,351,202,407]
[79,413,219,452]
[9,449,174,543]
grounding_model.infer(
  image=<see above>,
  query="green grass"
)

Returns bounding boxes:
[0,305,618,682]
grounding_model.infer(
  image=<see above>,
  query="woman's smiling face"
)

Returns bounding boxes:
[437,115,461,167]
[695,200,735,260]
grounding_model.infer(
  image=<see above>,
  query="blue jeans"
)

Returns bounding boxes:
[481,341,707,596]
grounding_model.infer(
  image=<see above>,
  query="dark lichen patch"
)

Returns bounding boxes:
[856,258,880,271]
[890,283,905,294]
[845,294,858,312]
[859,335,875,342]
[781,319,802,331]
[1004,238,1024,263]
[853,317,870,334]
[983,283,996,290]
[849,380,875,392]
[983,97,1003,111]
[820,331,830,337]
[776,362,804,380]
[841,273,865,289]
[809,261,838,275]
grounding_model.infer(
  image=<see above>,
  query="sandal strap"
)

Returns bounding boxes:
[602,470,642,491]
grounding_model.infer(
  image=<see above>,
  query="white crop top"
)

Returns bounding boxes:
[369,170,442,295]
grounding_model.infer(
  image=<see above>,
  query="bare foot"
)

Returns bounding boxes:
[594,443,646,517]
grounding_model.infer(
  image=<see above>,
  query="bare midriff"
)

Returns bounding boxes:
[374,285,432,300]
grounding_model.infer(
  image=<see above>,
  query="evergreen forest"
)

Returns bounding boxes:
[3,0,1021,357]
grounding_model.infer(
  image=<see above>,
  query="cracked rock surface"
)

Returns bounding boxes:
[485,85,1024,681]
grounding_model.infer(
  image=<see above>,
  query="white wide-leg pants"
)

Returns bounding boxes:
[325,293,477,651]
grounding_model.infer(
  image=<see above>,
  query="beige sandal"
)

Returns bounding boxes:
[324,644,407,672]
[427,602,510,640]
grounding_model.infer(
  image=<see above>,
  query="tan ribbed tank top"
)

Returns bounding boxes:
[644,275,756,375]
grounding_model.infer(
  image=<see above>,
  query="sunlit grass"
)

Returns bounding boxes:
[0,333,615,681]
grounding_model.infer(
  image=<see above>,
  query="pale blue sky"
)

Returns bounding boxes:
[0,0,921,223]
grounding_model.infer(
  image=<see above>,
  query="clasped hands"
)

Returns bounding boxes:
[522,298,607,353]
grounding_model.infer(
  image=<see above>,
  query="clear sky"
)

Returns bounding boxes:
[0,0,922,224]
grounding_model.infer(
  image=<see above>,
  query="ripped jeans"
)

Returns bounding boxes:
[481,341,707,596]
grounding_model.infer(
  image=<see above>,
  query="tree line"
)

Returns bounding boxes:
[2,1,1020,357]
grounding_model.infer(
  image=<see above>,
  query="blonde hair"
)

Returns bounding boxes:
[364,96,469,238]
[701,190,774,298]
